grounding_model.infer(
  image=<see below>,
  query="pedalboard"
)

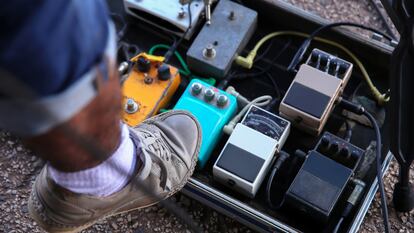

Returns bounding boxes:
[174,79,237,168]
[123,0,205,40]
[279,49,353,135]
[213,106,290,197]
[122,53,181,126]
[285,132,364,223]
[187,0,258,78]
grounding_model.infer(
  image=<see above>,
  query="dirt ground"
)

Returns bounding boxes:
[0,0,413,233]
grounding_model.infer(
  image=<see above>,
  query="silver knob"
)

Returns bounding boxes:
[217,94,228,107]
[204,88,215,101]
[191,83,203,95]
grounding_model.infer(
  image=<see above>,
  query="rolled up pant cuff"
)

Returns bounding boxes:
[0,23,117,137]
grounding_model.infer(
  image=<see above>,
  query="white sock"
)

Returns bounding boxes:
[48,123,137,197]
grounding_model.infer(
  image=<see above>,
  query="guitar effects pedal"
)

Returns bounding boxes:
[174,79,238,168]
[285,132,364,223]
[122,53,181,126]
[279,49,353,135]
[124,0,205,40]
[187,0,258,78]
[213,106,290,197]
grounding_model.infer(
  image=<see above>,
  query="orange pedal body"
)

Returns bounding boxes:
[122,53,181,126]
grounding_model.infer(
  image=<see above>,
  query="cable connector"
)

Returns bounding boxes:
[333,179,366,233]
[235,52,256,69]
[225,86,250,107]
[338,98,365,115]
[223,88,272,135]
[266,151,291,210]
[347,179,366,207]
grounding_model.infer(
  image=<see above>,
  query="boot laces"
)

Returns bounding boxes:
[136,128,171,190]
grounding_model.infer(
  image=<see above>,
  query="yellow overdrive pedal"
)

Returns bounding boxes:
[122,53,181,126]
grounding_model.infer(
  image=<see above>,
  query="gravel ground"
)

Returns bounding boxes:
[1,1,413,233]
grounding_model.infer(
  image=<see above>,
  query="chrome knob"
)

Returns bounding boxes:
[204,88,215,101]
[191,83,203,95]
[217,94,228,107]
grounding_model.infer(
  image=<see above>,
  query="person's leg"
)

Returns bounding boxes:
[0,1,201,232]
[24,68,122,172]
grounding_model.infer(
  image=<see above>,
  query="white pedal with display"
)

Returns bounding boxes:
[123,0,205,39]
[213,106,290,198]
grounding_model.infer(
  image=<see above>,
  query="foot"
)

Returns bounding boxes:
[28,110,201,233]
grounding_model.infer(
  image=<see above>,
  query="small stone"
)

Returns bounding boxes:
[111,223,118,230]
[128,214,132,222]
[132,222,139,229]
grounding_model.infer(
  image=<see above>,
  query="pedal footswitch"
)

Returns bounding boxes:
[122,53,181,126]
[213,106,290,198]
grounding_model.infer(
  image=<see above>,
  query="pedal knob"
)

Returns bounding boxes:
[204,88,215,102]
[320,136,330,149]
[330,141,340,154]
[157,64,171,81]
[217,94,228,107]
[191,83,203,95]
[339,147,351,158]
[137,57,151,73]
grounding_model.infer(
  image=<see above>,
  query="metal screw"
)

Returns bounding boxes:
[144,74,153,84]
[178,8,186,18]
[125,99,139,114]
[203,44,216,59]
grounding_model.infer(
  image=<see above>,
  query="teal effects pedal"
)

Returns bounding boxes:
[174,79,238,168]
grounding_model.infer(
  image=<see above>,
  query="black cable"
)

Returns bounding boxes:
[266,151,290,209]
[217,39,292,89]
[344,120,352,142]
[254,39,275,63]
[288,22,394,71]
[333,217,344,233]
[110,13,128,41]
[164,0,193,63]
[234,40,292,80]
[363,110,390,233]
[338,98,390,233]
